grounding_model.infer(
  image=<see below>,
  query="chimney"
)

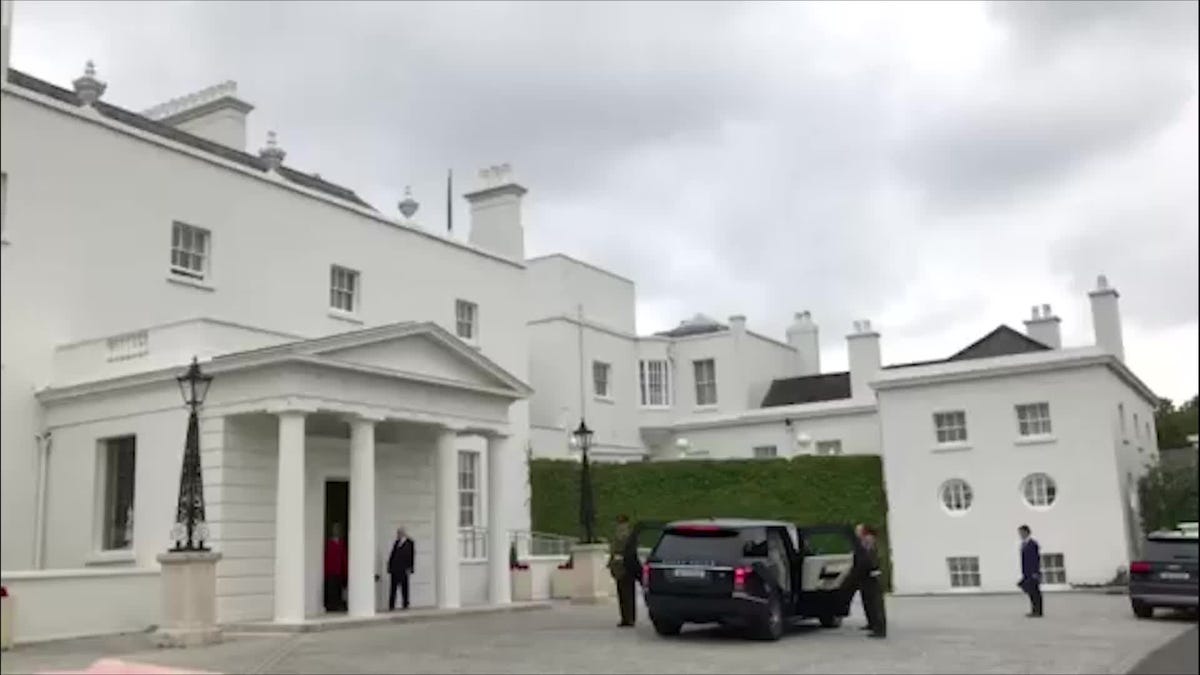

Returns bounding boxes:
[786,311,820,376]
[1023,303,1062,349]
[2,0,13,84]
[1089,274,1124,361]
[141,81,254,151]
[847,320,881,402]
[729,315,747,335]
[465,163,527,261]
[258,131,286,173]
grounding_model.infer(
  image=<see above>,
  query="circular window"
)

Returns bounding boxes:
[940,479,974,514]
[1022,473,1057,508]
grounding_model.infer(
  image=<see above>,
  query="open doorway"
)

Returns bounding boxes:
[323,479,349,613]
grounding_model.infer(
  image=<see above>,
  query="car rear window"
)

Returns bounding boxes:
[1145,538,1199,562]
[652,527,767,564]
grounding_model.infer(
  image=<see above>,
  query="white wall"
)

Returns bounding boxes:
[661,408,879,460]
[527,255,636,333]
[878,364,1135,594]
[0,568,160,644]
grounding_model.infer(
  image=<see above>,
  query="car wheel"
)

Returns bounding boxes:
[651,616,683,636]
[1131,600,1154,619]
[753,595,785,641]
[819,615,842,628]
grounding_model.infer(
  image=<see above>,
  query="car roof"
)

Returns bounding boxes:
[666,518,793,529]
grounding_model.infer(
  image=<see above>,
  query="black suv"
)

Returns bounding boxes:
[1129,528,1198,618]
[634,519,857,640]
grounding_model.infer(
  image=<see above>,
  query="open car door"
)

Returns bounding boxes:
[624,520,668,583]
[794,524,857,619]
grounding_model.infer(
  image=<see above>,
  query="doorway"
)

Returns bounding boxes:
[324,479,349,612]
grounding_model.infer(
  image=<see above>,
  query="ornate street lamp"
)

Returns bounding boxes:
[170,357,213,552]
[573,419,597,544]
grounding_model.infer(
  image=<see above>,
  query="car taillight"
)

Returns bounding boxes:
[733,566,749,591]
[1130,561,1152,574]
[642,563,650,587]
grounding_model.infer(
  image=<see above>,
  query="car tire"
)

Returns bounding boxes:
[1131,600,1154,619]
[819,615,842,628]
[651,616,683,636]
[752,594,785,641]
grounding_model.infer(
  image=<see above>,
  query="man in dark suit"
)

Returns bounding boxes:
[388,527,415,611]
[843,523,886,638]
[1018,524,1043,617]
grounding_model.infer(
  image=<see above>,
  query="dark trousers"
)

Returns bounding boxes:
[861,577,887,636]
[389,572,411,610]
[615,575,636,625]
[323,575,346,612]
[1021,578,1043,615]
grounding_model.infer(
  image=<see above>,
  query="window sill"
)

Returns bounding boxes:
[1015,435,1057,447]
[85,549,137,566]
[166,275,215,292]
[639,405,672,411]
[693,405,720,412]
[932,442,972,453]
[328,309,364,325]
[594,396,614,405]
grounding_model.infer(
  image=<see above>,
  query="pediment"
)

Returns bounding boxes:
[310,331,519,394]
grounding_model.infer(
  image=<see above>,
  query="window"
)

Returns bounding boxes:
[1,172,7,239]
[1016,402,1052,436]
[100,436,137,551]
[170,222,209,279]
[639,359,671,407]
[1133,413,1140,437]
[940,479,974,514]
[455,300,478,340]
[1021,472,1057,508]
[816,440,843,456]
[593,361,611,398]
[457,451,479,528]
[934,411,968,444]
[1040,553,1066,584]
[330,265,359,313]
[693,359,717,406]
[947,556,981,588]
[1119,403,1126,434]
[753,445,777,459]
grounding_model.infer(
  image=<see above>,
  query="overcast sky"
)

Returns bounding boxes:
[10,1,1198,402]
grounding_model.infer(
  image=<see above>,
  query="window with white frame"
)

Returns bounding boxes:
[455,300,478,340]
[170,222,209,279]
[1119,403,1126,434]
[99,436,137,551]
[693,359,717,406]
[457,450,479,528]
[1040,553,1066,584]
[639,359,671,407]
[940,478,973,514]
[1133,413,1140,437]
[1016,402,1052,436]
[753,445,777,459]
[329,265,359,313]
[934,411,968,444]
[1021,472,1057,508]
[815,440,843,456]
[593,361,611,398]
[947,556,981,588]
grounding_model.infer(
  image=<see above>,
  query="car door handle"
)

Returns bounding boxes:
[819,569,841,579]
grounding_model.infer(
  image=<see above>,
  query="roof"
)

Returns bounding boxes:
[6,69,373,209]
[761,372,851,407]
[667,518,794,530]
[883,325,1051,370]
[655,314,728,338]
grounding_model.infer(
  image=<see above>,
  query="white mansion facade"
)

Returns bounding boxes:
[0,2,1161,641]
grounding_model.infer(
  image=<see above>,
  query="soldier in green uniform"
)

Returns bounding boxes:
[608,514,636,627]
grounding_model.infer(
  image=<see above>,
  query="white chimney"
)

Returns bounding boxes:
[729,315,747,335]
[847,320,881,402]
[1089,274,1124,361]
[465,163,527,261]
[142,81,254,151]
[1023,303,1062,349]
[786,311,820,376]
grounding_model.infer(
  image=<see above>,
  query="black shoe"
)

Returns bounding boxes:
[1025,612,1043,618]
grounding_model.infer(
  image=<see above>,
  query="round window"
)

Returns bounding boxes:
[940,478,973,514]
[1021,473,1057,508]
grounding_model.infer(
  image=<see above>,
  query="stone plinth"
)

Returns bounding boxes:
[568,544,613,604]
[155,551,222,648]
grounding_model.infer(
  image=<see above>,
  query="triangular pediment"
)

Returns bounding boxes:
[315,332,511,391]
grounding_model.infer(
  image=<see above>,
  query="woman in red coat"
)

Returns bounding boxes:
[324,523,349,612]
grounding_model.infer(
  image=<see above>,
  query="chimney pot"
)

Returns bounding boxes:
[72,59,107,107]
[1042,303,1052,317]
[259,130,286,172]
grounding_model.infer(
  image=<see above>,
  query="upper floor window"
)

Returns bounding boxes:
[1,172,8,240]
[934,411,968,444]
[1133,413,1140,437]
[170,222,209,279]
[456,300,478,340]
[1021,472,1058,508]
[753,445,777,459]
[1118,403,1126,435]
[693,359,717,406]
[947,556,981,588]
[593,361,611,399]
[330,265,359,313]
[639,359,671,407]
[1015,402,1052,436]
[99,436,137,551]
[816,440,843,456]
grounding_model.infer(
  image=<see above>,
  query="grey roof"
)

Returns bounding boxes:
[883,324,1051,370]
[6,69,373,209]
[655,313,728,338]
[760,371,851,407]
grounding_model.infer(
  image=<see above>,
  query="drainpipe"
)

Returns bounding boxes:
[33,430,52,569]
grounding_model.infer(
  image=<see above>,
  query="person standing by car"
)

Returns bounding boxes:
[387,527,415,611]
[845,523,886,638]
[608,514,636,628]
[1018,524,1043,617]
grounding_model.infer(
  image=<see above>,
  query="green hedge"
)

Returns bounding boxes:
[531,455,891,588]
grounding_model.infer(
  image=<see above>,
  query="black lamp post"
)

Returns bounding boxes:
[573,419,597,544]
[171,357,213,552]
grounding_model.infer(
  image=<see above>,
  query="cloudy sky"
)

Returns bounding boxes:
[10,1,1198,402]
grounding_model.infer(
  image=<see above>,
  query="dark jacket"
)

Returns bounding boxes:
[1020,538,1041,581]
[389,537,415,576]
[845,537,880,590]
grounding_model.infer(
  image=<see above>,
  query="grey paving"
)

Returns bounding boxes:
[1,593,1194,674]
[1128,625,1198,675]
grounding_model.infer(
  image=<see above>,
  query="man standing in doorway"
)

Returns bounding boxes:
[324,523,349,613]
[1018,524,1043,617]
[388,527,415,611]
[608,514,636,628]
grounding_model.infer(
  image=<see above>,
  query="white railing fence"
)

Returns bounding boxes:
[457,528,579,562]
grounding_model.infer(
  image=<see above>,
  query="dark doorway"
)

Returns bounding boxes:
[324,479,349,613]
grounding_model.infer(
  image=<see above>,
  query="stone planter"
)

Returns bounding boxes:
[511,568,534,602]
[551,567,573,599]
[1,593,12,651]
[568,544,612,604]
[155,551,222,648]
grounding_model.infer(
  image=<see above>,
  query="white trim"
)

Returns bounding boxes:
[0,567,158,581]
[667,400,876,432]
[932,442,972,454]
[327,309,364,325]
[526,253,636,285]
[166,275,215,293]
[84,550,137,566]
[1014,435,1057,447]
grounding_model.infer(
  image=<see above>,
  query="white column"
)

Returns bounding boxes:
[487,434,512,605]
[435,427,461,609]
[274,411,307,623]
[347,415,378,618]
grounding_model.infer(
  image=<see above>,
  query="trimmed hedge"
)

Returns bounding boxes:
[531,455,891,588]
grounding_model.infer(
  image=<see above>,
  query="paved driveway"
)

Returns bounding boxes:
[1,593,1194,674]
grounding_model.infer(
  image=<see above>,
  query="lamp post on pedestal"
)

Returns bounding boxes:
[573,419,596,545]
[566,418,609,603]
